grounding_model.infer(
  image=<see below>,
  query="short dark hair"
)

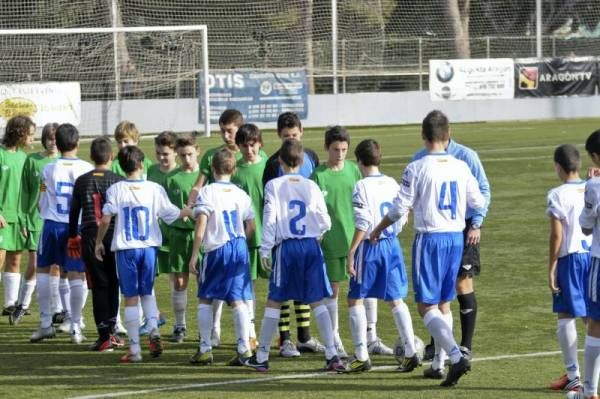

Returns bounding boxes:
[218,109,244,127]
[175,135,197,149]
[354,139,381,166]
[41,122,59,150]
[325,125,350,148]
[117,146,145,174]
[422,110,449,142]
[586,130,600,156]
[212,147,236,175]
[90,137,113,165]
[235,123,262,146]
[2,115,35,148]
[154,131,177,148]
[55,123,79,153]
[277,112,302,135]
[279,139,304,168]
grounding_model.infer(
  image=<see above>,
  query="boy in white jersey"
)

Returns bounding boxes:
[95,146,192,363]
[371,111,485,387]
[30,124,94,344]
[569,130,600,399]
[245,140,344,372]
[345,139,418,374]
[547,144,590,393]
[187,148,256,366]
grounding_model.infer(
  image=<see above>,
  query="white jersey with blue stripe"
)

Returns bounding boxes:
[193,181,255,253]
[547,180,590,258]
[352,174,407,239]
[580,177,600,258]
[388,153,485,233]
[103,180,180,251]
[39,157,94,223]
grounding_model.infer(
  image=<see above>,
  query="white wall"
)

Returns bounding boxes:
[78,91,600,136]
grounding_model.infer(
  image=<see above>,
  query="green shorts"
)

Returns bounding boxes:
[249,247,269,280]
[325,256,349,283]
[0,222,26,252]
[161,228,195,274]
[25,229,41,251]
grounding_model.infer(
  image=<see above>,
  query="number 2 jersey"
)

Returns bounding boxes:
[39,157,94,224]
[102,179,181,251]
[547,181,590,257]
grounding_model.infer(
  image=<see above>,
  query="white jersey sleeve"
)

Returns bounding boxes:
[580,178,600,257]
[547,182,590,257]
[156,185,181,225]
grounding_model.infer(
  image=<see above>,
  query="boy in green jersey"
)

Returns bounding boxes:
[0,116,35,317]
[164,135,201,343]
[231,124,268,348]
[311,126,362,358]
[111,121,153,178]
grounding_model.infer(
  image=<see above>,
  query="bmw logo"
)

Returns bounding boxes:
[436,62,454,83]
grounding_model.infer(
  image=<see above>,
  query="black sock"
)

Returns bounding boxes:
[279,303,291,342]
[457,292,477,350]
[295,302,311,343]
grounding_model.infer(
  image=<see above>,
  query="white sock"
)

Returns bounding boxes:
[198,303,213,353]
[19,278,36,309]
[349,304,368,361]
[584,335,600,397]
[172,289,187,328]
[59,277,71,318]
[557,318,579,379]
[392,301,416,357]
[49,275,61,314]
[325,296,340,341]
[141,295,159,333]
[313,304,337,359]
[81,278,89,315]
[3,272,20,308]
[232,304,250,354]
[69,279,84,333]
[124,305,141,354]
[36,273,52,328]
[364,297,378,342]
[257,307,280,363]
[212,300,224,334]
[246,299,256,339]
[137,301,144,326]
[424,309,461,365]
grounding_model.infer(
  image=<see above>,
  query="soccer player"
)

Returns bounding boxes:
[95,146,192,362]
[412,111,491,361]
[163,135,201,343]
[231,123,269,348]
[246,139,344,372]
[68,137,124,351]
[188,148,255,365]
[310,125,361,358]
[111,120,153,178]
[0,116,35,317]
[371,110,485,387]
[345,139,418,373]
[30,123,94,343]
[262,112,323,357]
[12,123,60,325]
[545,144,590,392]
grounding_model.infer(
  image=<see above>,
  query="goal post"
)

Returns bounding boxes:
[0,25,211,136]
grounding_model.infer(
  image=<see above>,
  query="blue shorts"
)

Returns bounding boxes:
[587,257,600,321]
[553,252,590,317]
[116,247,157,297]
[412,232,463,304]
[348,238,408,301]
[268,238,332,304]
[37,220,85,272]
[198,237,252,302]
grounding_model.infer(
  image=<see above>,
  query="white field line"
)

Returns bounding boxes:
[68,349,565,399]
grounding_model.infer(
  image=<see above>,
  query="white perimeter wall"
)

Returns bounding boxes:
[78,91,600,136]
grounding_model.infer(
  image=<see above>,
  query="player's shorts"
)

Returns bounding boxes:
[156,222,171,276]
[268,238,332,304]
[116,247,157,297]
[161,227,194,274]
[553,252,590,317]
[25,229,41,252]
[37,220,85,272]
[198,237,252,302]
[459,219,481,278]
[325,256,349,283]
[412,232,463,305]
[586,257,600,321]
[348,237,407,301]
[81,229,117,291]
[0,222,26,251]
[249,246,269,280]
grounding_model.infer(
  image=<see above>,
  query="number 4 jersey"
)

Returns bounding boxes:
[103,179,181,251]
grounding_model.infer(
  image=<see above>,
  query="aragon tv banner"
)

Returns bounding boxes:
[515,58,598,97]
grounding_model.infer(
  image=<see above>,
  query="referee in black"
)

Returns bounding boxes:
[68,137,123,351]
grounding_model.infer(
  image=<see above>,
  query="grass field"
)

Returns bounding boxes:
[3,117,600,399]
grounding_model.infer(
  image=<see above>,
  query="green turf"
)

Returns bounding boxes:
[3,117,600,398]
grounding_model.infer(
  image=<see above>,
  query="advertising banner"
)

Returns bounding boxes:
[515,58,598,97]
[429,58,515,101]
[199,69,308,123]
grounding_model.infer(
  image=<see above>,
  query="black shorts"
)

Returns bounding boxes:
[81,229,117,290]
[459,220,481,278]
